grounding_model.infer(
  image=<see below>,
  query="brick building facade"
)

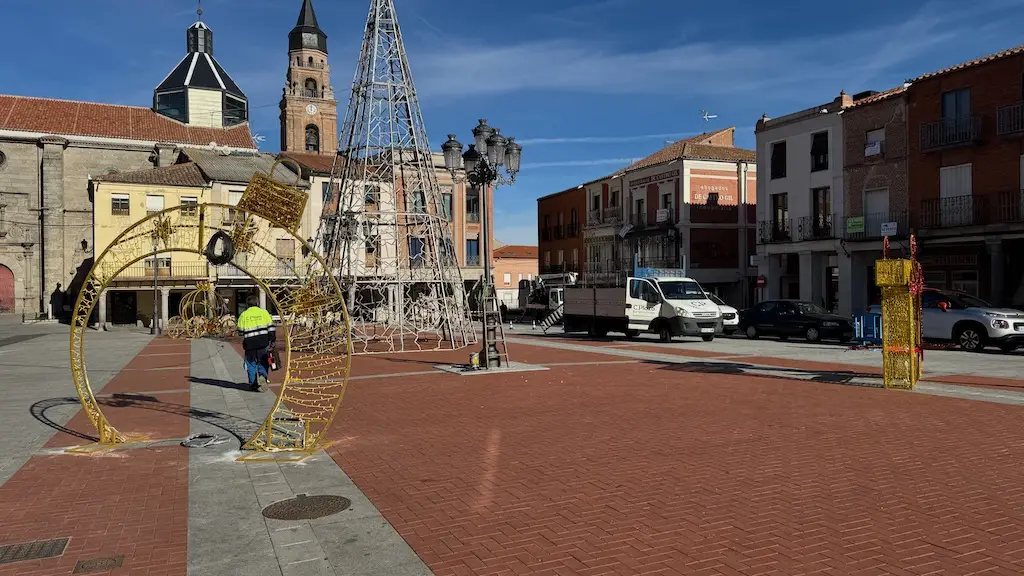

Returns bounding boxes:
[840,86,910,311]
[906,45,1024,307]
[537,186,586,275]
[492,245,538,308]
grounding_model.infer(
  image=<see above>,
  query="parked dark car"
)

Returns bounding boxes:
[738,299,854,343]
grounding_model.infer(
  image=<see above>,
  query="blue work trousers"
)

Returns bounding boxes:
[244,347,269,386]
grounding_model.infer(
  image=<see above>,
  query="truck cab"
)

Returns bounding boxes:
[627,276,723,341]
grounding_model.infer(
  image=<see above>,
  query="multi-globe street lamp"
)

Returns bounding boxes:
[441,119,522,369]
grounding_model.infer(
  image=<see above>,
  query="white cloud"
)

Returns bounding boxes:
[518,132,698,145]
[413,0,1024,99]
[522,158,636,169]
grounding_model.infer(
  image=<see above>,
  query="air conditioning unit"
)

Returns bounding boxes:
[656,208,671,223]
[864,141,883,156]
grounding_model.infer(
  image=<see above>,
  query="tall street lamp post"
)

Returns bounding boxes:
[151,232,160,336]
[441,119,522,369]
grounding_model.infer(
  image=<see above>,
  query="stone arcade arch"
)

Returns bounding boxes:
[69,203,351,455]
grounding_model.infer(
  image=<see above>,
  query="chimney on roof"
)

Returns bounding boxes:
[837,90,853,108]
[756,113,769,130]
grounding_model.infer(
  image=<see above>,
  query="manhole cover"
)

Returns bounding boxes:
[73,555,124,573]
[262,494,351,520]
[0,537,69,564]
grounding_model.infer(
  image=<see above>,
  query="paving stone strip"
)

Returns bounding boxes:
[187,339,432,576]
[507,336,1024,406]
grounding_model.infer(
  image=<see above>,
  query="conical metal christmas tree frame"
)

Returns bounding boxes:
[315,0,476,354]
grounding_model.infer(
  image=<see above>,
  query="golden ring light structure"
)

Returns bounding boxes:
[165,281,238,340]
[69,164,352,455]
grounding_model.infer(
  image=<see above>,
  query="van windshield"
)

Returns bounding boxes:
[657,281,706,300]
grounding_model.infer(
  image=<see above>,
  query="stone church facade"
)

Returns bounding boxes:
[0,11,256,316]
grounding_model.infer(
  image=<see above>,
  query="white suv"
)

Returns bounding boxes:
[869,288,1024,353]
[706,292,739,335]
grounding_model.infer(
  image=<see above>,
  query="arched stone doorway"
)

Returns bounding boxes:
[0,264,14,312]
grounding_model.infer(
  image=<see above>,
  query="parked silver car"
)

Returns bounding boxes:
[869,288,1024,353]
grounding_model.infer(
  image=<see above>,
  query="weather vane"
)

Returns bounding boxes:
[197,0,203,20]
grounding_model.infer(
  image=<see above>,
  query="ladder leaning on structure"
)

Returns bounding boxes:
[539,304,564,333]
[481,283,510,366]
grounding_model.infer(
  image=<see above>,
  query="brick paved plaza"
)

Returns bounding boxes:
[0,325,1023,575]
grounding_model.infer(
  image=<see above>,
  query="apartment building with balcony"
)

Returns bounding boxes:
[755,91,853,313]
[90,150,313,327]
[905,45,1024,307]
[577,128,757,305]
[537,185,585,275]
[840,85,910,312]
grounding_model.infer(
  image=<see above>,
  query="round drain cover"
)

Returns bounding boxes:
[261,494,351,520]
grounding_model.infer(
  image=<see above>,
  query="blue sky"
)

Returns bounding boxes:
[3,0,1024,244]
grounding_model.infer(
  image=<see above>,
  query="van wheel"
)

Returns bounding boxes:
[702,335,715,342]
[805,327,821,342]
[745,326,759,339]
[659,327,672,342]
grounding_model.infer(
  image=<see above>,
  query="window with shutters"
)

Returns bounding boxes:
[226,189,246,223]
[276,238,296,275]
[111,193,130,216]
[146,195,165,214]
[939,164,973,226]
[180,196,198,216]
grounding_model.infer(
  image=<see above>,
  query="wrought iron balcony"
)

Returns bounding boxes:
[465,255,481,266]
[602,205,622,223]
[997,102,1024,137]
[919,116,982,151]
[587,209,601,225]
[757,219,791,243]
[118,263,210,280]
[842,211,908,241]
[567,223,580,237]
[631,212,648,227]
[466,211,480,223]
[554,225,565,239]
[917,194,987,228]
[797,214,834,241]
[994,189,1024,223]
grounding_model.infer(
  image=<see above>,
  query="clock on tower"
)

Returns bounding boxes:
[306,103,318,115]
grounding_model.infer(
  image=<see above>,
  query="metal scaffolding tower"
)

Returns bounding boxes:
[315,0,476,354]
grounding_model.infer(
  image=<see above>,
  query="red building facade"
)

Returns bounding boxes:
[906,46,1024,306]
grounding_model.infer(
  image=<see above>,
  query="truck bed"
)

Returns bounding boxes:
[563,286,626,318]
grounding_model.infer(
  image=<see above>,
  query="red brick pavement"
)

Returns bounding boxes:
[328,359,1024,576]
[0,338,191,576]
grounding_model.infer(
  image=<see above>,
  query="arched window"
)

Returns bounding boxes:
[308,56,314,66]
[304,78,318,98]
[305,125,320,152]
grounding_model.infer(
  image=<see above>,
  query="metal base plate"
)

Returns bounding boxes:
[434,362,550,376]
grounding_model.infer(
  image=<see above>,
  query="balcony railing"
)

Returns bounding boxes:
[466,255,481,266]
[588,209,601,225]
[994,189,1024,222]
[466,211,480,223]
[117,263,210,280]
[757,219,791,243]
[567,223,580,237]
[920,116,982,151]
[632,212,648,227]
[554,225,565,239]
[842,211,909,241]
[602,205,622,223]
[918,195,987,228]
[797,214,835,241]
[997,102,1024,137]
[635,257,677,269]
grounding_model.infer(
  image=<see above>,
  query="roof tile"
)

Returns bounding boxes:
[280,151,339,174]
[914,43,1024,82]
[0,94,256,149]
[96,162,208,187]
[625,127,753,170]
[493,245,538,259]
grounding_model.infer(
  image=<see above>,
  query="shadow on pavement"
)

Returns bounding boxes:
[30,394,262,445]
[189,376,252,391]
[643,359,883,387]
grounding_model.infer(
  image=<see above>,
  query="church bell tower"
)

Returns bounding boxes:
[280,0,337,155]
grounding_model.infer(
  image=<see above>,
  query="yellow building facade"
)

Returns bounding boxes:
[90,154,312,327]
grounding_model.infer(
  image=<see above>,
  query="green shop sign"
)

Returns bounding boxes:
[846,217,865,234]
